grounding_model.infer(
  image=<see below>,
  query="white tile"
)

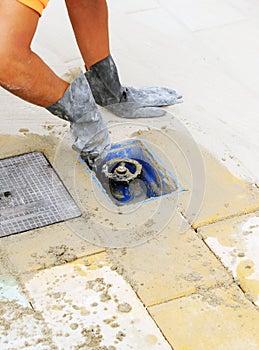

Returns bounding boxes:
[108,0,159,14]
[24,256,171,350]
[200,215,259,305]
[129,8,188,38]
[226,0,259,17]
[0,303,55,349]
[195,19,259,96]
[1,305,56,349]
[0,275,29,307]
[158,0,245,31]
[0,276,55,349]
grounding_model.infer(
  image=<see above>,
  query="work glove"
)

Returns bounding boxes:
[85,55,182,119]
[46,72,110,166]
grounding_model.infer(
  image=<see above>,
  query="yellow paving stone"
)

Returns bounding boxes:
[198,212,259,305]
[134,129,259,229]
[108,214,232,307]
[0,223,104,274]
[149,284,259,350]
[186,152,259,229]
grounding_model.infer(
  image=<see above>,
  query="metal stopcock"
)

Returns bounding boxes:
[102,158,142,183]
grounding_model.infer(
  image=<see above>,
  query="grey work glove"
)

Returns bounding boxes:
[85,55,182,119]
[46,72,110,166]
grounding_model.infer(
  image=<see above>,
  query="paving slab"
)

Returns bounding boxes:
[108,214,232,307]
[0,274,56,349]
[195,18,259,97]
[0,275,29,308]
[0,300,56,350]
[198,212,259,305]
[109,0,159,14]
[149,284,259,350]
[227,0,259,17]
[0,223,104,274]
[22,253,172,350]
[158,0,245,31]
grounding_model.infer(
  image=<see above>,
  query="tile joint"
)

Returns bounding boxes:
[147,281,236,309]
[180,211,259,310]
[16,249,106,276]
[192,207,259,231]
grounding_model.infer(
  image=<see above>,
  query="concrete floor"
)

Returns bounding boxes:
[1,0,259,349]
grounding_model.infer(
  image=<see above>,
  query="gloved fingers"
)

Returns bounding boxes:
[173,95,183,105]
[70,115,109,143]
[124,86,183,107]
[79,151,99,169]
[80,143,110,167]
[74,140,110,167]
[129,106,166,118]
[105,102,166,119]
[71,120,111,166]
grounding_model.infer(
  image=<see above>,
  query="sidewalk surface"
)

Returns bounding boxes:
[1,0,259,349]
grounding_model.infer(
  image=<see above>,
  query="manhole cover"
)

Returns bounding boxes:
[0,152,81,237]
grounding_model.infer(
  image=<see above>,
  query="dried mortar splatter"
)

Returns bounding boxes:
[117,303,132,313]
[47,245,77,266]
[76,325,103,348]
[116,331,126,342]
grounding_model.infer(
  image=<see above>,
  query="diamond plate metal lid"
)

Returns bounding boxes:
[0,152,81,237]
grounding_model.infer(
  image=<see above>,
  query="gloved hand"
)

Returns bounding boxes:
[85,55,182,119]
[70,113,110,166]
[46,72,110,166]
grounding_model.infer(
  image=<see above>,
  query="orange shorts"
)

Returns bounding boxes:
[17,0,49,16]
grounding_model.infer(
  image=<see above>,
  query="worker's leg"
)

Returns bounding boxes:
[65,0,182,119]
[0,0,69,107]
[65,0,110,70]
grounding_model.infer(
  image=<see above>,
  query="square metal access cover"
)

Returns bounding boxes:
[0,152,81,237]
